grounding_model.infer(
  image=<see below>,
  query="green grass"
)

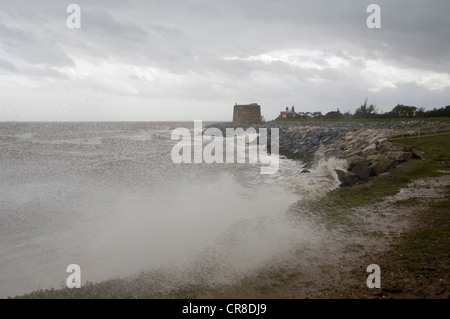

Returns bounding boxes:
[393,197,423,206]
[14,270,211,299]
[399,199,450,272]
[399,134,450,160]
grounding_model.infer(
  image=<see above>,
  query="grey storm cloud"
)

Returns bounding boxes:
[0,0,449,121]
[0,0,448,72]
[0,23,75,67]
[0,57,17,72]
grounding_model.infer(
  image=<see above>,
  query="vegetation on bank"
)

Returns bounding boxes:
[275,99,450,121]
[400,198,450,270]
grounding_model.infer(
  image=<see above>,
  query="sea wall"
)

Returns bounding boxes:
[275,126,422,186]
[207,120,447,186]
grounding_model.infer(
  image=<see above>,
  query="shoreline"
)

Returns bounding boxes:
[10,125,450,299]
[200,174,449,299]
[14,173,448,299]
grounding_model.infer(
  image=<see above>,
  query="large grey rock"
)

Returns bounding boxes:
[362,143,377,156]
[378,140,407,153]
[369,155,396,175]
[412,149,425,160]
[343,148,362,158]
[350,162,376,179]
[335,169,360,187]
[346,155,367,170]
[387,151,413,162]
[367,154,386,162]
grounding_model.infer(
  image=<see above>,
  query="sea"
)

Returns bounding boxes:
[0,121,346,298]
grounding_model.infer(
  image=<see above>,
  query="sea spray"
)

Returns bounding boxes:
[0,122,349,297]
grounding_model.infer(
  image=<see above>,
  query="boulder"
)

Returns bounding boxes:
[387,151,413,162]
[324,147,336,155]
[346,155,366,168]
[367,154,386,162]
[350,162,377,179]
[344,134,354,141]
[362,143,377,156]
[378,140,407,153]
[412,149,425,160]
[343,148,362,158]
[370,156,396,175]
[354,139,369,150]
[335,169,360,187]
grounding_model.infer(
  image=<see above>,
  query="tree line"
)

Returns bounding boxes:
[295,99,450,120]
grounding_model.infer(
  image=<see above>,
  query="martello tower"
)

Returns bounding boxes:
[232,103,261,124]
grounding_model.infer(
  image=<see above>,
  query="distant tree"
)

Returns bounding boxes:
[443,105,450,117]
[424,105,450,117]
[415,107,426,118]
[324,108,343,119]
[354,98,377,118]
[388,104,417,118]
[342,111,353,118]
[297,111,309,119]
[311,111,323,118]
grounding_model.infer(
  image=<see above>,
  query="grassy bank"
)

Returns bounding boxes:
[400,198,450,273]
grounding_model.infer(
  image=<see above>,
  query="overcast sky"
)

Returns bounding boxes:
[0,0,449,121]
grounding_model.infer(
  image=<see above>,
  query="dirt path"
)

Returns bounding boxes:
[201,174,450,299]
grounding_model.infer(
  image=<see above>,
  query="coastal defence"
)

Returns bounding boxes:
[233,103,262,124]
[206,119,450,186]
